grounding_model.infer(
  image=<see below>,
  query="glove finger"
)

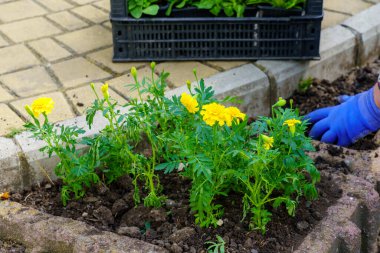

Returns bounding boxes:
[321,130,337,144]
[337,136,351,147]
[305,107,332,124]
[309,118,330,140]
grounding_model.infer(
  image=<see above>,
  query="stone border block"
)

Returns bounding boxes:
[295,173,380,253]
[0,138,22,192]
[256,24,357,99]
[0,201,167,253]
[12,112,110,190]
[166,64,270,117]
[342,3,380,64]
[371,147,380,193]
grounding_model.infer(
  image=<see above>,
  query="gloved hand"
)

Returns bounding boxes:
[306,87,380,146]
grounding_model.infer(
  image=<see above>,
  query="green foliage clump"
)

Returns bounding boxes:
[25,63,319,233]
[128,0,306,18]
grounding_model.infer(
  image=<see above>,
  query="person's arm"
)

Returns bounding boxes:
[307,74,380,146]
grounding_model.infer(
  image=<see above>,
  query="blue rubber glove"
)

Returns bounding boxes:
[306,87,380,146]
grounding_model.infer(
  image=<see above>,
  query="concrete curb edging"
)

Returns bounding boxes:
[0,201,168,253]
[295,172,380,253]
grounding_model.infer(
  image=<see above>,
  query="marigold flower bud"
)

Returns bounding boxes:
[131,67,137,79]
[186,80,191,91]
[24,105,34,117]
[101,83,109,100]
[273,97,286,107]
[150,62,156,70]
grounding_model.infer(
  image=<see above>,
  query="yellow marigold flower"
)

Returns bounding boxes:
[0,192,10,200]
[261,134,274,150]
[283,119,302,135]
[180,93,199,114]
[224,106,246,126]
[101,83,109,99]
[30,97,54,117]
[200,102,226,126]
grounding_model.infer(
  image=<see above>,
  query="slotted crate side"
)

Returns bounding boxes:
[111,18,322,61]
[305,0,323,15]
[110,0,126,17]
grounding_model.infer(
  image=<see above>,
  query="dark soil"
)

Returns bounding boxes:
[0,239,26,253]
[14,160,341,253]
[289,57,380,150]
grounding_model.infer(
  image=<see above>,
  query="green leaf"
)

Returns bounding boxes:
[142,5,159,15]
[155,161,179,174]
[285,199,296,216]
[130,6,143,18]
[195,0,214,9]
[210,5,221,16]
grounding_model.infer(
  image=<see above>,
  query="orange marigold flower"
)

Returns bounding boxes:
[0,192,10,200]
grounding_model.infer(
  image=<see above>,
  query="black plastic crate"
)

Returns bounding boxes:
[110,0,323,61]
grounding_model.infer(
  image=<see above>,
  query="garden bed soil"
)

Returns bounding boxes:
[14,164,340,253]
[5,58,380,253]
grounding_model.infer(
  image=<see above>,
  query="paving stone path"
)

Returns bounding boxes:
[0,0,376,136]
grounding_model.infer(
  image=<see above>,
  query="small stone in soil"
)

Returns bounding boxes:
[111,198,127,215]
[296,221,309,232]
[168,227,196,243]
[93,206,114,225]
[165,199,177,208]
[148,208,167,226]
[120,205,151,227]
[189,246,196,253]
[311,210,323,220]
[244,238,254,248]
[117,226,141,237]
[170,243,183,253]
[83,196,98,203]
[251,249,259,253]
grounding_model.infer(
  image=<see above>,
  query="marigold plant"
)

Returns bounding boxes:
[24,64,319,233]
